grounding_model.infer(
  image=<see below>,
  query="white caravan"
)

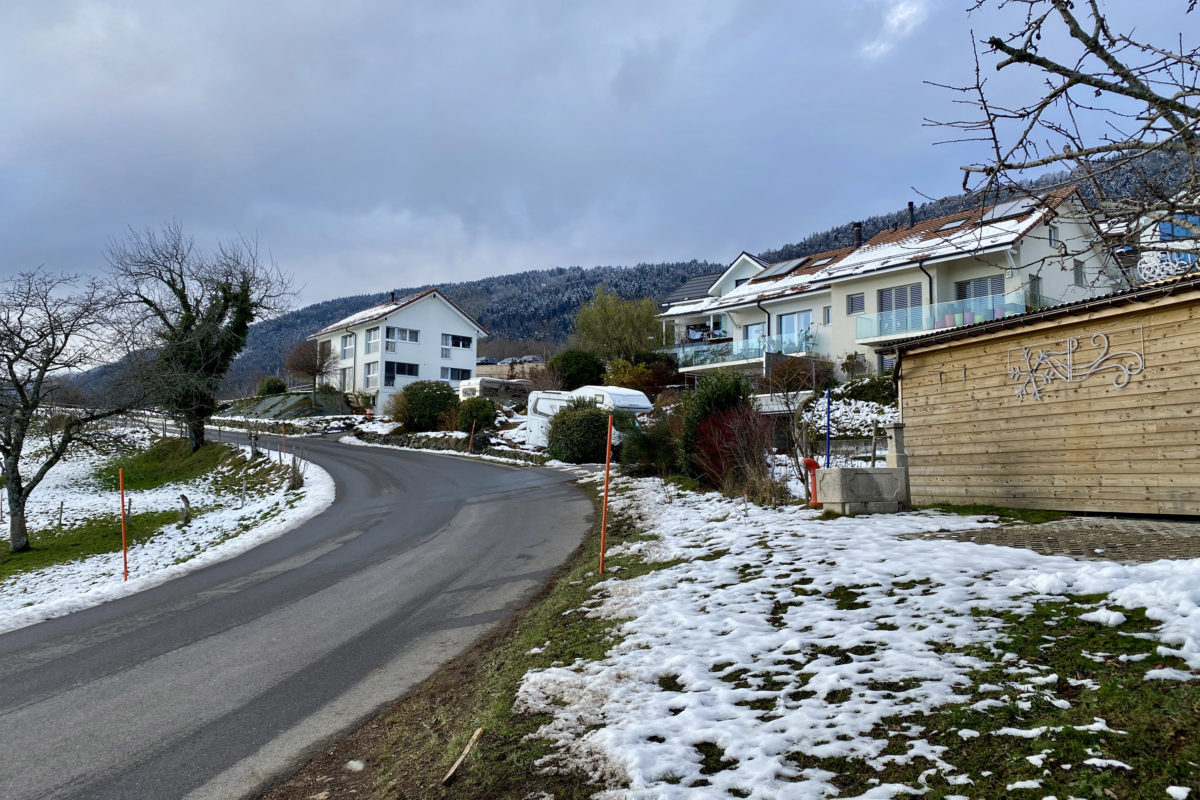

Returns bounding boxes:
[457,377,532,404]
[525,385,654,448]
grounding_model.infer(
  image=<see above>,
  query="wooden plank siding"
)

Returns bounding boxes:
[898,288,1200,515]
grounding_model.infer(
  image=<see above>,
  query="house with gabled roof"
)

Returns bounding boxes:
[308,288,488,409]
[660,188,1122,378]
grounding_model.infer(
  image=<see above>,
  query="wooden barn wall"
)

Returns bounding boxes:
[900,295,1200,515]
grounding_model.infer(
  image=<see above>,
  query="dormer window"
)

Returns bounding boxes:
[937,219,967,232]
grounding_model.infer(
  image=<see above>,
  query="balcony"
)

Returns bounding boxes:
[855,290,1059,344]
[670,328,830,370]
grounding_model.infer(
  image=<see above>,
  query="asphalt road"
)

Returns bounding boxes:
[0,436,592,799]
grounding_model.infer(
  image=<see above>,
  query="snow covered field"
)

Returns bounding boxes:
[0,430,334,633]
[515,476,1200,798]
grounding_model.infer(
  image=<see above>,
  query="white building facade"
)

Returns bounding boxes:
[309,288,488,409]
[661,190,1122,378]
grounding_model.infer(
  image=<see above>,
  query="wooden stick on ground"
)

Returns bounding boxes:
[440,727,484,786]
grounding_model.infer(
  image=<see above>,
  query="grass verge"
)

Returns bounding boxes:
[920,503,1073,525]
[791,598,1200,798]
[95,438,232,491]
[0,510,183,582]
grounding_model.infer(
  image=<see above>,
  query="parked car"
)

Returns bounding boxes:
[498,356,518,365]
[525,385,653,448]
[518,354,545,363]
[476,356,498,365]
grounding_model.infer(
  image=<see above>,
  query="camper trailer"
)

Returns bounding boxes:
[525,385,653,448]
[457,377,532,404]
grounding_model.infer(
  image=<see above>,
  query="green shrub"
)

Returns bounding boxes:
[457,396,496,433]
[547,401,611,463]
[549,349,605,391]
[837,373,897,406]
[383,392,409,426]
[618,411,681,478]
[605,352,679,400]
[256,376,287,396]
[680,370,754,469]
[402,380,459,432]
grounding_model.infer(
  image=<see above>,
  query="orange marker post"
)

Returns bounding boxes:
[467,419,477,454]
[119,467,128,581]
[599,414,614,574]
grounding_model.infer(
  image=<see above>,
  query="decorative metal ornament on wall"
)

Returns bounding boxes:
[1137,251,1197,284]
[1008,326,1145,401]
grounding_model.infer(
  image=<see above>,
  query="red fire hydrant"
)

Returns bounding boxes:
[801,457,821,508]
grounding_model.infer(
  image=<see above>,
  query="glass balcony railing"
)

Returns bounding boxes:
[670,328,830,368]
[854,290,1058,342]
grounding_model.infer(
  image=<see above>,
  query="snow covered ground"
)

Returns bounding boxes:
[0,430,334,634]
[515,475,1200,798]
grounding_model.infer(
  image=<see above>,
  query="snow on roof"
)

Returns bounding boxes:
[660,190,1077,318]
[822,189,1072,281]
[311,288,488,338]
[660,246,854,317]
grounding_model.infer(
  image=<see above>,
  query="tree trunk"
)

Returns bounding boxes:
[187,416,206,452]
[8,496,29,553]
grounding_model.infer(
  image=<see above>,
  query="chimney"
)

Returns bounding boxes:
[853,221,863,249]
[390,290,396,302]
[907,201,916,229]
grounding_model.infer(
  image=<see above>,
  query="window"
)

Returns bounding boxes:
[877,284,922,334]
[441,367,471,381]
[878,353,896,373]
[878,284,922,313]
[1047,225,1059,246]
[744,322,765,341]
[363,361,378,388]
[1027,276,1044,307]
[385,327,419,351]
[318,339,332,363]
[340,333,355,360]
[1159,213,1200,240]
[777,310,812,342]
[955,275,1005,300]
[846,293,865,315]
[937,218,967,231]
[822,306,832,325]
[734,278,749,287]
[339,367,352,390]
[810,256,834,267]
[384,361,418,387]
[364,327,379,355]
[442,333,472,349]
[1073,259,1086,287]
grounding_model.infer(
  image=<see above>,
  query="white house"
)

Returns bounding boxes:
[309,288,488,409]
[660,189,1123,378]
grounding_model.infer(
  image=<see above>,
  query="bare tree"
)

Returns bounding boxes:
[932,0,1199,277]
[283,339,336,400]
[108,221,292,451]
[757,355,829,501]
[0,271,134,552]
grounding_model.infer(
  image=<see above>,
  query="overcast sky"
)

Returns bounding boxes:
[0,1,1186,306]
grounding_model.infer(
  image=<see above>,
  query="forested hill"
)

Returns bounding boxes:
[230,191,1039,390]
[229,260,719,390]
[232,153,1178,391]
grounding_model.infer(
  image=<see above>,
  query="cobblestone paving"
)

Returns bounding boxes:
[902,516,1200,564]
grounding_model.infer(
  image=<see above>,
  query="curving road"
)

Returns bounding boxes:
[0,437,592,799]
